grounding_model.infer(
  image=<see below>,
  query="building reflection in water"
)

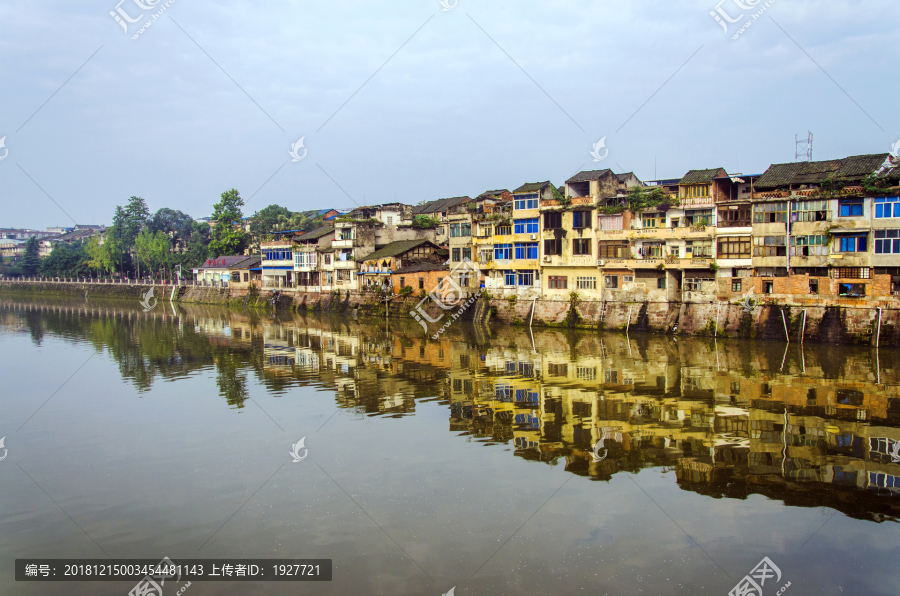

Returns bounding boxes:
[3,298,900,523]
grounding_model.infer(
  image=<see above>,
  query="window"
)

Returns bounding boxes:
[669,217,680,228]
[682,184,710,198]
[479,249,493,263]
[577,366,596,381]
[718,237,751,258]
[839,283,866,297]
[577,276,596,290]
[243,272,249,282]
[449,223,471,237]
[573,239,591,255]
[839,199,863,217]
[598,241,629,259]
[515,242,538,259]
[753,202,787,223]
[548,363,568,376]
[639,243,663,258]
[514,194,538,210]
[517,271,535,286]
[399,277,405,288]
[494,243,512,260]
[604,275,618,289]
[875,230,900,254]
[324,254,331,264]
[732,279,742,292]
[718,207,751,225]
[452,248,461,261]
[753,236,787,257]
[792,199,830,222]
[837,235,867,252]
[544,238,562,256]
[337,269,351,281]
[809,279,818,294]
[657,277,667,289]
[642,214,659,228]
[514,218,539,234]
[386,216,393,225]
[669,246,680,258]
[496,225,512,236]
[418,277,425,289]
[874,196,900,218]
[504,270,516,285]
[791,235,829,256]
[684,278,713,291]
[573,211,591,228]
[764,281,773,294]
[547,276,567,289]
[623,275,634,283]
[544,212,562,229]
[755,267,787,277]
[833,267,870,279]
[339,228,353,240]
[462,247,472,260]
[479,225,492,237]
[688,240,713,258]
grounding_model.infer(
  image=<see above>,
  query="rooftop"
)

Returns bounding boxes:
[412,196,470,215]
[754,154,890,189]
[566,169,613,183]
[360,239,439,262]
[680,168,726,185]
[513,181,552,194]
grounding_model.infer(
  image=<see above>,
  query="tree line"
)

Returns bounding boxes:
[3,189,333,279]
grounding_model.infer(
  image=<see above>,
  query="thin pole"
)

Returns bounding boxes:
[876,307,882,348]
[781,309,790,343]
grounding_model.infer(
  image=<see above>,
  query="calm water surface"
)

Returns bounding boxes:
[1,296,900,595]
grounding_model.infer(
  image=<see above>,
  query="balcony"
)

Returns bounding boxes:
[540,196,596,208]
[332,238,355,249]
[597,257,713,269]
[334,259,358,269]
[261,240,292,248]
[679,196,715,208]
[629,226,714,240]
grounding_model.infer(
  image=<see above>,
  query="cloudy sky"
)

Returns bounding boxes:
[1,0,898,229]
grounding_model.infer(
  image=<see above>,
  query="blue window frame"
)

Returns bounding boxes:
[494,243,512,260]
[839,200,863,217]
[874,230,900,253]
[838,235,868,252]
[515,243,538,259]
[517,270,535,286]
[874,197,900,218]
[504,270,516,285]
[514,194,539,210]
[572,211,591,228]
[514,218,539,234]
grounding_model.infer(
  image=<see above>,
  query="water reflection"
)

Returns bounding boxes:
[3,296,900,524]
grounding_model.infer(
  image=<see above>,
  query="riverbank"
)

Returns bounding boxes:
[2,279,897,345]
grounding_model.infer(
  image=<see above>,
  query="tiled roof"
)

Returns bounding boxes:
[566,170,613,183]
[360,239,437,262]
[228,256,261,269]
[680,168,725,185]
[412,196,470,215]
[393,262,450,274]
[755,154,890,189]
[297,225,334,241]
[513,181,551,193]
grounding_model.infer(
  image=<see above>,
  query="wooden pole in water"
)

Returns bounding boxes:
[781,309,790,343]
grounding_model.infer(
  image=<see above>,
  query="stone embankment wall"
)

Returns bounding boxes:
[3,281,898,345]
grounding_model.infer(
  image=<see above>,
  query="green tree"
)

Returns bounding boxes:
[40,242,89,277]
[147,208,194,252]
[86,229,121,276]
[209,189,249,257]
[20,237,41,275]
[249,204,292,252]
[134,229,171,278]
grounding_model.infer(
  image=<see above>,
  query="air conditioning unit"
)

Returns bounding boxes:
[543,256,551,263]
[530,234,538,240]
[597,259,605,267]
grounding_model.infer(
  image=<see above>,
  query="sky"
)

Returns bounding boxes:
[1,0,898,229]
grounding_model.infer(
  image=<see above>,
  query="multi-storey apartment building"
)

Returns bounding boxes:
[747,153,898,299]
[714,173,757,295]
[541,170,640,300]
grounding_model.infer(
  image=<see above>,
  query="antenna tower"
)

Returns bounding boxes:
[795,132,813,162]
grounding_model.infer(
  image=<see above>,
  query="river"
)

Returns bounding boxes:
[1,295,899,595]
